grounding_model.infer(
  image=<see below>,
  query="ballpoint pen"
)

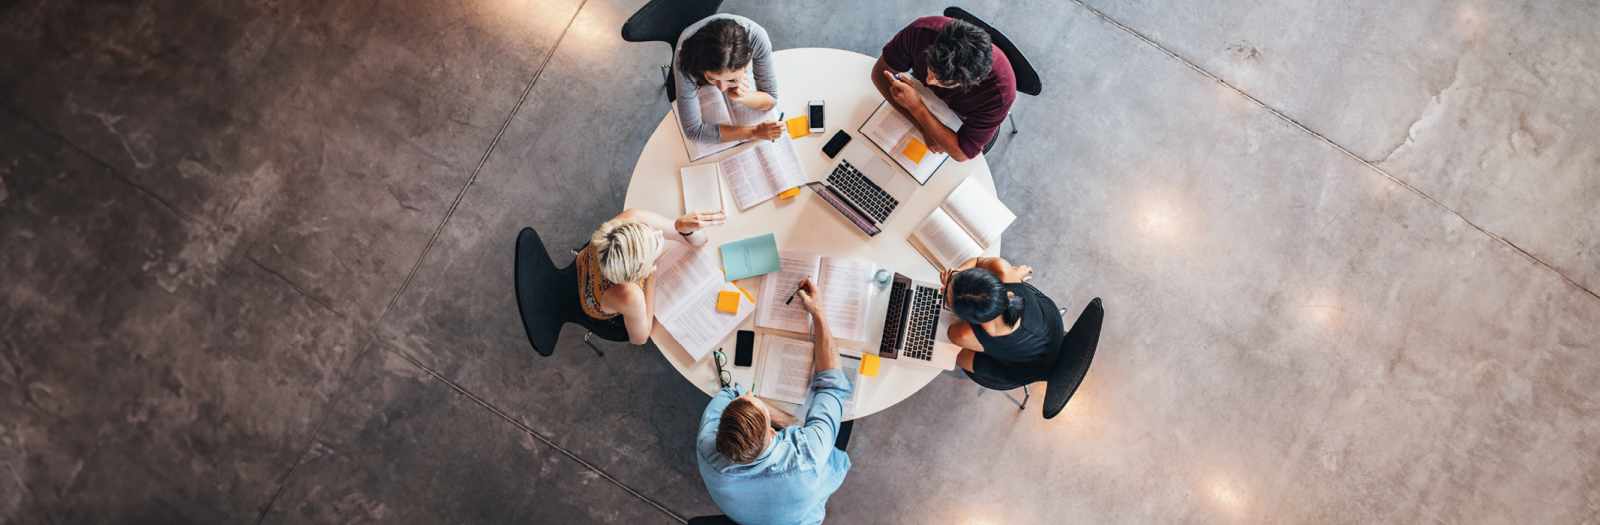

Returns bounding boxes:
[772,112,785,142]
[786,276,810,305]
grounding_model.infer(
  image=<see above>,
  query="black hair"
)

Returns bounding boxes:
[925,19,993,88]
[947,268,1023,326]
[677,18,752,87]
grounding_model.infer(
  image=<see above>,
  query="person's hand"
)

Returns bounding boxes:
[1014,265,1034,282]
[795,277,825,317]
[675,210,726,234]
[882,71,924,112]
[751,120,783,140]
[925,138,947,154]
[940,268,957,288]
[725,75,754,101]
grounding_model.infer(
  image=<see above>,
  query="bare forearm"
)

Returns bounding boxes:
[905,104,967,161]
[732,91,774,112]
[810,315,841,372]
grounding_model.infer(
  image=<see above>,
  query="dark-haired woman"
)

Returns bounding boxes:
[941,257,1063,386]
[675,15,782,143]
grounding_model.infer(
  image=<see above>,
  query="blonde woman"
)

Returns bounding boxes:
[578,209,726,344]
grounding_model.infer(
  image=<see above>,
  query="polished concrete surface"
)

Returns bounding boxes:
[2,0,1597,523]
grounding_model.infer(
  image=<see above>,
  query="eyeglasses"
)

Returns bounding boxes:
[712,349,733,389]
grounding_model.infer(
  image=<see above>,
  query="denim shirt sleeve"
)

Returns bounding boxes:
[792,369,851,462]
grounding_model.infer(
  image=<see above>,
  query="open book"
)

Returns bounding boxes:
[757,335,864,417]
[719,133,808,211]
[652,242,754,361]
[908,177,1018,270]
[754,251,876,342]
[674,72,772,161]
[858,75,964,184]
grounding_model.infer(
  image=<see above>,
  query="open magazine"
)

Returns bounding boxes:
[908,177,1018,270]
[753,251,876,342]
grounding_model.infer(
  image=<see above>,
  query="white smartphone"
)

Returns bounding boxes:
[808,100,825,133]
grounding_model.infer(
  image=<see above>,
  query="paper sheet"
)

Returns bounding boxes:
[755,250,823,333]
[757,335,815,405]
[680,163,723,214]
[753,251,875,341]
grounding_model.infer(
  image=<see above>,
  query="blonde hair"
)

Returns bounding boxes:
[590,218,661,284]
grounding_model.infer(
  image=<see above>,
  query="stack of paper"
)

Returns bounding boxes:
[653,242,754,361]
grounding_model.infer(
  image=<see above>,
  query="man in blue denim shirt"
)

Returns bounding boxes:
[697,278,851,525]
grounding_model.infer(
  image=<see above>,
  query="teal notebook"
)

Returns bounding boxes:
[720,233,782,281]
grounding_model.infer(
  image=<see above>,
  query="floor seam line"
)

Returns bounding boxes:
[1062,0,1600,304]
[392,349,689,524]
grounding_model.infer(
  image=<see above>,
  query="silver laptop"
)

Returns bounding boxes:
[805,140,919,237]
[877,272,960,370]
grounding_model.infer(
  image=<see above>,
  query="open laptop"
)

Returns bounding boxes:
[876,272,960,370]
[804,140,919,237]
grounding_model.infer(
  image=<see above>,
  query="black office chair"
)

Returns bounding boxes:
[1044,297,1103,419]
[687,516,739,525]
[513,228,631,357]
[620,0,725,103]
[943,7,1042,154]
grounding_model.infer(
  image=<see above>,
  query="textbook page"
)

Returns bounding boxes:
[858,76,964,182]
[721,134,808,211]
[816,257,876,342]
[909,207,985,270]
[757,335,815,405]
[794,351,864,419]
[940,176,1016,249]
[680,163,723,214]
[754,252,875,341]
[652,243,752,361]
[755,250,823,333]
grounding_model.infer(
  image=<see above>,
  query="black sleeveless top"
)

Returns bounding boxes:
[970,283,1063,383]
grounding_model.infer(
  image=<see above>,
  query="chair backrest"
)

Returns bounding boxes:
[621,0,725,45]
[514,228,576,356]
[1043,297,1103,419]
[687,515,740,525]
[943,7,1043,97]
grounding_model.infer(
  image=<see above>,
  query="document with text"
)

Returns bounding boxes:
[680,163,723,214]
[908,176,1018,270]
[754,250,876,342]
[719,133,809,211]
[652,242,753,361]
[792,350,864,419]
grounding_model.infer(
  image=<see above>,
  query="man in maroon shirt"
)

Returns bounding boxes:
[871,16,1016,162]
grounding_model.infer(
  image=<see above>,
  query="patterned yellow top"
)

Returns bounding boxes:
[576,243,646,320]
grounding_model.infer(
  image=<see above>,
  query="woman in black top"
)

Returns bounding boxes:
[942,257,1063,386]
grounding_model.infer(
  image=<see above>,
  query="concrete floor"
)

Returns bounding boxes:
[2,0,1598,523]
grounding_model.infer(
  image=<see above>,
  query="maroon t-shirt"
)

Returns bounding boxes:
[881,16,1016,159]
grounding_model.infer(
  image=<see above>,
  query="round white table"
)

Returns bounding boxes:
[623,48,1001,419]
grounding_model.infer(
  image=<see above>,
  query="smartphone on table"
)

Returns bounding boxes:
[734,330,754,367]
[808,100,825,134]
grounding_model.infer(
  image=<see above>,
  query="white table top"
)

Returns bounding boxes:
[623,47,1000,419]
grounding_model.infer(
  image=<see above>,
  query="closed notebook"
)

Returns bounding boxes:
[720,233,782,281]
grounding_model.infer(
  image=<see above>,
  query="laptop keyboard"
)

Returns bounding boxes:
[827,160,898,223]
[902,286,943,362]
[878,280,909,358]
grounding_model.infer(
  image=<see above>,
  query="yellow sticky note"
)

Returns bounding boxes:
[777,187,802,199]
[902,138,929,164]
[716,290,741,313]
[786,116,811,139]
[859,354,881,377]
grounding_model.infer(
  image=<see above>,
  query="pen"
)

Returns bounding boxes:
[772,112,785,142]
[786,276,810,305]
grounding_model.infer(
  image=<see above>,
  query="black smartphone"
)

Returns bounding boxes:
[822,130,852,158]
[808,100,825,133]
[734,330,754,367]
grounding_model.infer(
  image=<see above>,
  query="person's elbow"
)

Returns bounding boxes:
[949,149,972,162]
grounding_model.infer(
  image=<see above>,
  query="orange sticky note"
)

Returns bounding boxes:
[859,354,881,377]
[786,116,811,139]
[777,187,801,199]
[902,138,929,164]
[716,290,741,313]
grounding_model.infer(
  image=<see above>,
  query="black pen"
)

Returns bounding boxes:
[771,112,785,142]
[786,277,810,305]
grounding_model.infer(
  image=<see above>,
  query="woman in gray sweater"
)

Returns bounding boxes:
[675,14,782,143]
